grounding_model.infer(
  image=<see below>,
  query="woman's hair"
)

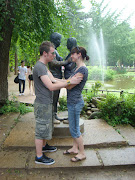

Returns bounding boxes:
[39,41,55,56]
[71,46,89,61]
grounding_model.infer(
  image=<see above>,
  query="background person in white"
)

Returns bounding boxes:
[18,61,27,96]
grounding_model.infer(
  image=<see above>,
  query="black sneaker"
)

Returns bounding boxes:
[35,154,55,165]
[42,143,57,152]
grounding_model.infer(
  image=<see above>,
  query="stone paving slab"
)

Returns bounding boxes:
[0,113,19,147]
[98,147,135,166]
[1,147,135,170]
[4,112,128,148]
[50,119,127,147]
[0,150,28,169]
[116,124,135,145]
[28,149,101,169]
[4,113,35,148]
[83,119,127,147]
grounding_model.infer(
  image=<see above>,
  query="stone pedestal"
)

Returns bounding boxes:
[53,118,84,138]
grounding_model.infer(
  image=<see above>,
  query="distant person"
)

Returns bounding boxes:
[48,32,70,123]
[27,65,34,95]
[63,46,89,162]
[18,61,27,96]
[33,41,82,165]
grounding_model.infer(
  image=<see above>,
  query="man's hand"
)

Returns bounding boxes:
[70,74,83,85]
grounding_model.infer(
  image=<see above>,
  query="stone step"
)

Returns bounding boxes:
[0,146,135,170]
[3,112,128,149]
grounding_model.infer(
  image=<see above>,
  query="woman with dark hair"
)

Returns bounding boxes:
[27,65,34,95]
[63,46,89,162]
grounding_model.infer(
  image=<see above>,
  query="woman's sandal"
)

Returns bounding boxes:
[63,150,78,155]
[71,156,86,162]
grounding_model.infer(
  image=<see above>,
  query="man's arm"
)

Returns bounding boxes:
[66,73,84,90]
[40,73,82,91]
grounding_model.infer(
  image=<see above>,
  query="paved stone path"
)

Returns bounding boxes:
[0,72,135,179]
[1,112,135,168]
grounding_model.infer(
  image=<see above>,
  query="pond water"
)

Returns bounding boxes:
[86,75,135,92]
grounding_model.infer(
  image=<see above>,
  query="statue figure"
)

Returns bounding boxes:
[63,37,77,124]
[48,32,70,123]
[64,37,77,79]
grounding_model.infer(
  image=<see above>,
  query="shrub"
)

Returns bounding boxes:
[97,93,135,126]
[115,67,126,74]
[0,98,33,115]
[87,66,115,81]
[104,68,116,81]
[58,96,67,111]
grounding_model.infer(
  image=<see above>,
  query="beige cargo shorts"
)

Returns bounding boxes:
[34,102,54,140]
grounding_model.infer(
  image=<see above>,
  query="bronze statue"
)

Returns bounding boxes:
[64,37,77,79]
[48,32,69,123]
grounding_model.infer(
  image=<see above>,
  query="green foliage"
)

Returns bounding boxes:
[97,93,135,126]
[81,90,95,115]
[19,103,33,115]
[58,96,67,111]
[92,81,102,95]
[115,67,126,74]
[105,68,116,81]
[82,89,95,104]
[88,66,103,80]
[7,0,88,67]
[89,0,135,67]
[0,97,33,115]
[87,66,116,81]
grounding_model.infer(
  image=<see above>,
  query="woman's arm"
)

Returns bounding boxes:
[40,74,82,91]
[66,72,84,90]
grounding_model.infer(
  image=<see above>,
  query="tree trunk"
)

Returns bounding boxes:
[0,2,14,105]
[8,65,11,76]
[15,49,18,75]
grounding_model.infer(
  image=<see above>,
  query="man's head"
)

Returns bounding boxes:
[67,37,77,52]
[21,61,25,67]
[39,41,55,62]
[39,41,55,55]
[50,32,62,49]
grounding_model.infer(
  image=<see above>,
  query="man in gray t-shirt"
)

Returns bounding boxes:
[33,41,82,165]
[34,61,53,104]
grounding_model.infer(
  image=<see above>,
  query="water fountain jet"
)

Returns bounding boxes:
[89,29,106,83]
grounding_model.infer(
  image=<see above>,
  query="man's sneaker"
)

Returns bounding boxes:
[42,143,57,152]
[35,154,55,165]
[19,93,22,96]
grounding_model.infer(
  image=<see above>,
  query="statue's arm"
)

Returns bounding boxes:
[50,58,71,66]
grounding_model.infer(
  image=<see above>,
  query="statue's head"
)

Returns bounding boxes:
[50,32,62,49]
[67,37,77,51]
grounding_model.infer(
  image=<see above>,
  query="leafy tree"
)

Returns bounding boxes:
[87,0,135,66]
[0,0,62,105]
[0,0,88,105]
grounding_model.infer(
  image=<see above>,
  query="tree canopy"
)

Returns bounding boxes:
[0,0,135,105]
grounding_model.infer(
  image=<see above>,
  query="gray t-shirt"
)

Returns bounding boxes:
[67,66,88,104]
[33,61,53,104]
